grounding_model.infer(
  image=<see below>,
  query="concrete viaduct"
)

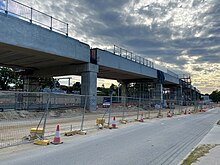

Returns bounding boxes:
[0,9,200,111]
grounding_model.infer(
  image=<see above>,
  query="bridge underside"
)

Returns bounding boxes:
[0,43,83,70]
[98,66,155,81]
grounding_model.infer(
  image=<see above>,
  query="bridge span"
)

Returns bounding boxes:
[0,1,199,110]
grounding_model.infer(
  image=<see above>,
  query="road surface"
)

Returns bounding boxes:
[1,108,220,165]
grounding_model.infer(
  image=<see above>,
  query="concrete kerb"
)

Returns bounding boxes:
[179,108,220,165]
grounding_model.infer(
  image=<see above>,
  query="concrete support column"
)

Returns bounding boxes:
[170,87,176,100]
[22,76,41,110]
[23,76,41,92]
[119,81,128,105]
[154,83,163,107]
[177,86,183,105]
[23,76,29,92]
[81,63,99,111]
[121,82,128,98]
[196,92,200,101]
[192,90,196,101]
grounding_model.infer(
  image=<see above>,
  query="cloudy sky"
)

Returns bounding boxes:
[3,0,220,94]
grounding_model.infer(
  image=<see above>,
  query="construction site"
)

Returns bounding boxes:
[0,0,219,164]
[0,6,204,147]
[0,89,210,148]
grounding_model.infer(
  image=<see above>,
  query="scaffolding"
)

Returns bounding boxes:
[181,74,192,104]
[126,82,154,99]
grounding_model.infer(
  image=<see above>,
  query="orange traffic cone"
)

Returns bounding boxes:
[139,113,144,122]
[51,125,63,145]
[112,116,117,129]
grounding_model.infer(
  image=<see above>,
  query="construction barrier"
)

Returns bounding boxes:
[0,91,210,149]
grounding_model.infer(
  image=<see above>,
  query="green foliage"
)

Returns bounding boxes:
[97,83,119,96]
[209,90,220,103]
[59,85,68,91]
[59,82,81,94]
[39,77,59,89]
[72,82,81,91]
[0,67,21,90]
[181,144,217,165]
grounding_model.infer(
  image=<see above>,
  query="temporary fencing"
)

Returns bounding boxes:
[0,91,86,148]
[0,91,214,148]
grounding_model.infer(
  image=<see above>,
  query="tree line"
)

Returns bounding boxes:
[209,90,220,103]
[0,67,119,96]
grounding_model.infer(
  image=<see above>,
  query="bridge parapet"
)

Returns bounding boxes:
[0,0,68,36]
[113,45,154,68]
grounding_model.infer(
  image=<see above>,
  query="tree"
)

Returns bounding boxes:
[110,84,117,91]
[39,77,59,89]
[210,90,220,103]
[59,85,68,92]
[72,82,81,91]
[59,82,81,93]
[109,83,118,96]
[0,67,18,90]
[97,83,119,96]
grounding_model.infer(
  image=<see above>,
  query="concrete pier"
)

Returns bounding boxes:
[81,63,99,111]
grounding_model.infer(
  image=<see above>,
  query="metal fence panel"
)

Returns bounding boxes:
[0,92,215,149]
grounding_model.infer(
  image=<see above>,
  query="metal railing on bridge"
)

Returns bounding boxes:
[113,45,154,68]
[0,0,68,36]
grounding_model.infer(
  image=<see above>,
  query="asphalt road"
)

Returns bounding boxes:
[1,108,220,165]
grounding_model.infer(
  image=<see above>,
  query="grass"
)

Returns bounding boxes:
[217,120,220,125]
[181,144,217,165]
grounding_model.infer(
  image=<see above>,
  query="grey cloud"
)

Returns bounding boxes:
[193,67,203,72]
[138,3,169,19]
[79,0,129,11]
[126,38,165,48]
[197,55,220,63]
[188,47,219,56]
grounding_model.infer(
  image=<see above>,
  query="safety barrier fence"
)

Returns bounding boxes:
[0,0,68,35]
[0,92,215,148]
[113,45,154,68]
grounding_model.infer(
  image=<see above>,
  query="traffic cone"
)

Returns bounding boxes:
[139,113,144,122]
[51,125,63,145]
[112,116,117,129]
